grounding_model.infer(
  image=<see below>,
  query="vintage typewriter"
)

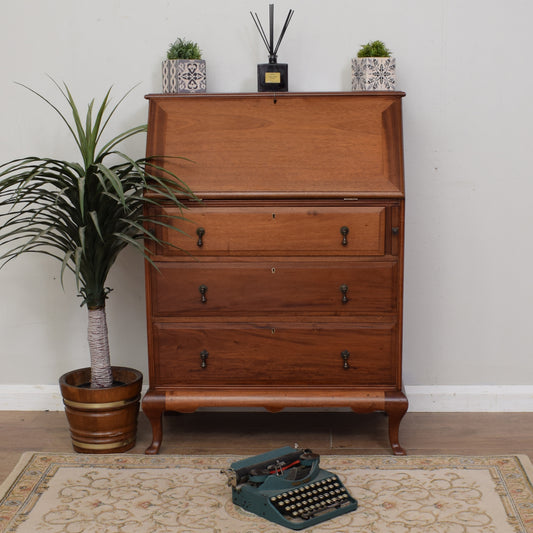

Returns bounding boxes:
[222,445,358,530]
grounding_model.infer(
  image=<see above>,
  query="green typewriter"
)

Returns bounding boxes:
[222,445,358,530]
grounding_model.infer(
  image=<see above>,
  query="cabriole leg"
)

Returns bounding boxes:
[385,391,409,455]
[142,392,165,454]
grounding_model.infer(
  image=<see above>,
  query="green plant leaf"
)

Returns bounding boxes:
[14,82,82,153]
[96,125,147,162]
[89,211,104,242]
[95,163,126,204]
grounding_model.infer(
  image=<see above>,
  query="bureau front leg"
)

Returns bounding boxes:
[384,390,409,455]
[142,391,165,454]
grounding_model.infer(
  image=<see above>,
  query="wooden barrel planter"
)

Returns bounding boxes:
[59,366,143,454]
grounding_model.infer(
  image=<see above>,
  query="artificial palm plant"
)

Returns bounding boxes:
[0,80,196,389]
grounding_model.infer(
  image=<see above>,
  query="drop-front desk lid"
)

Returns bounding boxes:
[145,92,405,199]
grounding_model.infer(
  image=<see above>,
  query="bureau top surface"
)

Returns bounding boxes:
[145,91,406,99]
[145,92,405,199]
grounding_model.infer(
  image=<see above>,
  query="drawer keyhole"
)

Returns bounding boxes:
[200,350,209,369]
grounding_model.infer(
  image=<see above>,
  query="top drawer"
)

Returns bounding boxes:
[151,205,386,256]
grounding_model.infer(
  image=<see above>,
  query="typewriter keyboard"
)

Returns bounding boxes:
[269,476,354,521]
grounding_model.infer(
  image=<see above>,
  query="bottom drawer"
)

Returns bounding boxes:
[151,322,398,387]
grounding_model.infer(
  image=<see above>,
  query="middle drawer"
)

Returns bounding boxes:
[151,261,397,317]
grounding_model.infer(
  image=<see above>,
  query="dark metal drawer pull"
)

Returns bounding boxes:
[199,284,208,303]
[340,284,349,304]
[196,227,205,247]
[200,350,209,369]
[340,226,349,246]
[341,350,350,370]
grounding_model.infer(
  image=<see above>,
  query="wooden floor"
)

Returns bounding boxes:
[2,410,533,483]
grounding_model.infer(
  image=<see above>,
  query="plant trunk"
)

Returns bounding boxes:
[88,306,113,388]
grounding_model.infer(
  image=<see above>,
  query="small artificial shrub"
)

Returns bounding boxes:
[357,40,391,58]
[167,38,202,60]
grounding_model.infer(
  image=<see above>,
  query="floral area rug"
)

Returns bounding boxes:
[1,453,532,532]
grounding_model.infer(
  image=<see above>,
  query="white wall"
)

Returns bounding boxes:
[1,1,533,408]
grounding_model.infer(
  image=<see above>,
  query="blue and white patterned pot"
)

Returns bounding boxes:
[162,59,207,94]
[351,57,396,91]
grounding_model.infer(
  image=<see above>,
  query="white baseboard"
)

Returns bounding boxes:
[405,385,533,412]
[0,385,532,412]
[0,385,65,411]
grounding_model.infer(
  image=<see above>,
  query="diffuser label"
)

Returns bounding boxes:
[265,72,281,84]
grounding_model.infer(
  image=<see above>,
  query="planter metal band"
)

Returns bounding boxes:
[71,437,136,451]
[63,394,141,411]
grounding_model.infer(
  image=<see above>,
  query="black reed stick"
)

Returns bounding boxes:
[250,11,270,52]
[274,9,294,56]
[269,4,274,56]
[250,4,294,63]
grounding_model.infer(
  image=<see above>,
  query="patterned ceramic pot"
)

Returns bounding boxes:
[162,59,207,94]
[351,57,396,91]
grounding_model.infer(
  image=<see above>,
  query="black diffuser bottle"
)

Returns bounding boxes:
[251,5,294,92]
[257,57,288,92]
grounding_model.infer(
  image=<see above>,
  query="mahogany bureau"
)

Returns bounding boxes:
[142,92,408,454]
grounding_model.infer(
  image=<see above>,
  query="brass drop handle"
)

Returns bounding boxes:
[199,284,208,303]
[340,284,349,304]
[340,226,349,246]
[341,350,350,370]
[200,350,209,369]
[196,227,205,247]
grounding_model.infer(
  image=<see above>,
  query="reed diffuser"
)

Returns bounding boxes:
[251,4,294,92]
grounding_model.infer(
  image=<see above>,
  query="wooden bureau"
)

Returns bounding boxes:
[142,92,408,454]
